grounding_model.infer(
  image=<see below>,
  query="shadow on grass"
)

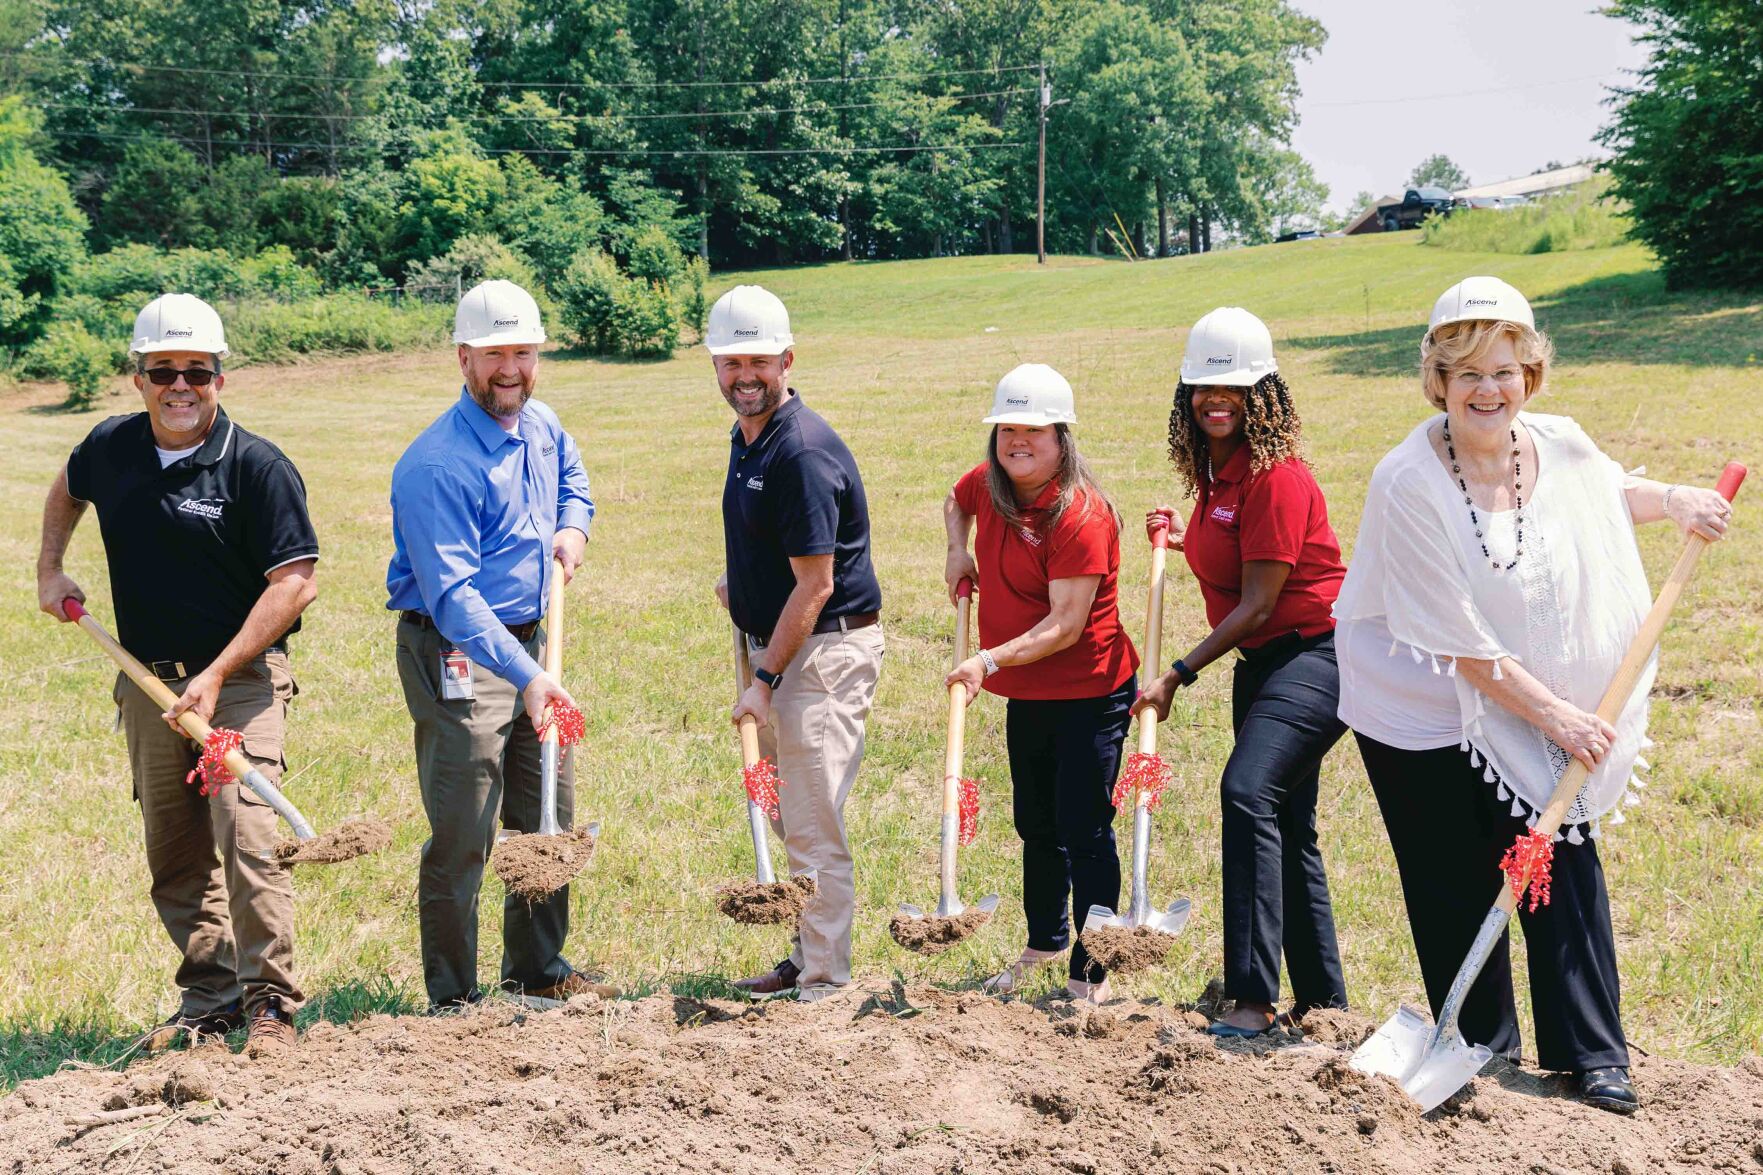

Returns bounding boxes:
[0,975,421,1092]
[1291,269,1763,377]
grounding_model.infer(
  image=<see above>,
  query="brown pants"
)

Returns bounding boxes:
[396,618,576,1009]
[115,652,300,1016]
[753,624,885,994]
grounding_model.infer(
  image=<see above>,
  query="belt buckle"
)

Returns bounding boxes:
[150,660,186,680]
[835,615,850,633]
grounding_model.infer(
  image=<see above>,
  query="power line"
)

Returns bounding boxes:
[0,48,1038,90]
[30,88,1032,126]
[39,126,1025,158]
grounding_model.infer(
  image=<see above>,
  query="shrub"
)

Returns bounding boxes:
[406,234,544,309]
[611,279,680,358]
[235,246,323,301]
[0,98,90,346]
[223,293,449,364]
[24,321,115,409]
[627,224,685,286]
[1420,179,1632,254]
[681,255,710,340]
[553,249,625,353]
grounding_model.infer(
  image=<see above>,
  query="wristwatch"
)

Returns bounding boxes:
[754,665,783,691]
[1171,658,1199,686]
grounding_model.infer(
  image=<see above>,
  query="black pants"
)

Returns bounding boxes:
[1220,633,1348,1011]
[1357,733,1629,1072]
[1005,678,1134,981]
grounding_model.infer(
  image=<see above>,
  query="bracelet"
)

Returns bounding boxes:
[1662,484,1681,518]
[1171,658,1198,686]
[978,648,1000,677]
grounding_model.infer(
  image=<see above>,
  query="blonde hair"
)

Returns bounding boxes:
[1420,320,1553,410]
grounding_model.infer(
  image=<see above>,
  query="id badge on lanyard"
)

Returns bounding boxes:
[440,646,475,701]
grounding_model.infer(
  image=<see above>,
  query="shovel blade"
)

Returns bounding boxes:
[1080,903,1126,935]
[1351,1004,1492,1114]
[974,894,1001,915]
[896,903,927,921]
[1149,897,1191,937]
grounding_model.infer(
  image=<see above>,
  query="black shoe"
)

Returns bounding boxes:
[1578,1066,1639,1114]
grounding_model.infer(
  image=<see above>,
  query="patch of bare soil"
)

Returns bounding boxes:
[888,907,992,955]
[716,874,816,924]
[274,818,393,865]
[490,828,597,901]
[6,988,1759,1174]
[1081,925,1176,974]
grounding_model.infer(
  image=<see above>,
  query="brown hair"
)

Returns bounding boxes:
[984,424,1121,533]
[1165,372,1306,497]
[1420,319,1553,410]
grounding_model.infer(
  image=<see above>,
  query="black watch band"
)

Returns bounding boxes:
[754,665,783,691]
[1171,658,1198,686]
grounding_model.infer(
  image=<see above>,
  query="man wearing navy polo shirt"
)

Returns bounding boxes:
[710,285,885,1003]
[35,293,318,1056]
[387,279,607,1011]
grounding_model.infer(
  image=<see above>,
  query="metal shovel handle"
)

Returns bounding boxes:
[537,555,567,837]
[936,578,976,916]
[62,597,317,840]
[732,624,776,885]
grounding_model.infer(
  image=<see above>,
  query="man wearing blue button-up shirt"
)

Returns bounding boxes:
[387,280,606,1011]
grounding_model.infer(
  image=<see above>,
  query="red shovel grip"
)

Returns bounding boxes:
[1148,513,1171,550]
[1716,461,1747,502]
[955,576,975,600]
[62,596,88,622]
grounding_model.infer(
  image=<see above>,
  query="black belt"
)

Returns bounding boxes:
[1236,628,1333,664]
[748,611,880,649]
[148,646,285,682]
[399,610,541,644]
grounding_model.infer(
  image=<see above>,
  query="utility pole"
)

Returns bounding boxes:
[1037,62,1049,265]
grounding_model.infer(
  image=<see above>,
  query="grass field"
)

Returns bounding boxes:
[3,232,1759,1087]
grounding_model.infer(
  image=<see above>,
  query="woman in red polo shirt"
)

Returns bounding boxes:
[943,363,1138,1004]
[1137,307,1350,1036]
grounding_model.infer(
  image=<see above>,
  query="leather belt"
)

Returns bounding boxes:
[149,646,285,682]
[399,610,541,644]
[748,611,880,649]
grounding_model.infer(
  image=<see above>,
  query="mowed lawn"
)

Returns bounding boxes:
[2,233,1759,1085]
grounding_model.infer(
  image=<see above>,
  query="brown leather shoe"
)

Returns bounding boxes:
[524,972,622,1002]
[140,1002,243,1055]
[732,958,801,996]
[244,997,296,1058]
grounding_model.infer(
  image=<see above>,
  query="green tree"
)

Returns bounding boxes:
[1407,154,1468,191]
[1598,0,1763,288]
[0,97,90,345]
[397,148,506,263]
[97,138,205,249]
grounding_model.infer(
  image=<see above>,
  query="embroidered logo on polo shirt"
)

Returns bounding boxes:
[1017,526,1042,547]
[1210,504,1236,524]
[746,475,765,490]
[177,497,225,521]
[541,443,555,456]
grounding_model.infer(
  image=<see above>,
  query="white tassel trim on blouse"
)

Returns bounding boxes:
[1467,741,1641,846]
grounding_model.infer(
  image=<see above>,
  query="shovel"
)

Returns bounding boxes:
[1352,460,1747,1112]
[715,624,815,923]
[1080,517,1192,966]
[890,577,1000,954]
[63,597,390,864]
[492,556,600,901]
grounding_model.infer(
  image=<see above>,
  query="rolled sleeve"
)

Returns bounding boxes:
[395,462,543,690]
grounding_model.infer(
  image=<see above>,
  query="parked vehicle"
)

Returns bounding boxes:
[1274,229,1322,243]
[1380,186,1454,231]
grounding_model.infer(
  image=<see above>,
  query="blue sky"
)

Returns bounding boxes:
[1288,1,1650,210]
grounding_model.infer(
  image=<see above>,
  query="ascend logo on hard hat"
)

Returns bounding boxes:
[733,327,760,337]
[164,327,194,338]
[492,318,521,327]
[1464,298,1499,308]
[1004,396,1030,407]
[1206,355,1233,365]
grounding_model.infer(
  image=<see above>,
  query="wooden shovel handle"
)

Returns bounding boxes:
[1498,460,1746,910]
[943,578,974,818]
[63,598,258,783]
[731,623,763,769]
[1136,518,1170,757]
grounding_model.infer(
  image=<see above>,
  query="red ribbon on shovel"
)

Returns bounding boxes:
[187,728,245,796]
[1111,750,1172,813]
[957,777,981,846]
[743,757,783,820]
[1499,829,1554,913]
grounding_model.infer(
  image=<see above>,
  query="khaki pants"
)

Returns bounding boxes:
[396,618,575,1009]
[115,652,300,1016]
[752,624,885,993]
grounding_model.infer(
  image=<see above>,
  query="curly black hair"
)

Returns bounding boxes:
[1166,372,1308,496]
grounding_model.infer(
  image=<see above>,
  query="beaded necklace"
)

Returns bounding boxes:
[1442,420,1524,571]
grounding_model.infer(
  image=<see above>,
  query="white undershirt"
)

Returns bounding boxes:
[155,442,202,468]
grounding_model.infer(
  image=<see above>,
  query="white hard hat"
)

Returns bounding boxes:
[983,363,1077,426]
[706,285,793,356]
[1427,276,1535,339]
[1180,307,1276,387]
[454,279,546,348]
[131,293,229,359]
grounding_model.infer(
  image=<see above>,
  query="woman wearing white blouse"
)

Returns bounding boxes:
[1333,276,1732,1115]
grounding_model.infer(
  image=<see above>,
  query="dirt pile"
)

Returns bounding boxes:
[1082,924,1177,974]
[274,818,394,865]
[888,907,992,955]
[490,827,597,900]
[5,986,1760,1174]
[716,874,816,924]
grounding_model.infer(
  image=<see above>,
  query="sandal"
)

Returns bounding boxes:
[983,947,1063,994]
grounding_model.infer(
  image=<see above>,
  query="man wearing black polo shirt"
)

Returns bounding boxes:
[709,285,884,1003]
[35,293,318,1057]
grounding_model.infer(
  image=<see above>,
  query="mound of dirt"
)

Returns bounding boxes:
[274,818,394,865]
[716,874,816,924]
[888,907,992,955]
[490,827,597,901]
[1081,925,1176,974]
[5,987,1759,1174]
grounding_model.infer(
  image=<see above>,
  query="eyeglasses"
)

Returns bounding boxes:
[1447,367,1524,389]
[141,367,217,387]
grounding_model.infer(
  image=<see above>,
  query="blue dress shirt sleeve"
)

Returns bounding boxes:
[556,424,595,538]
[395,460,544,691]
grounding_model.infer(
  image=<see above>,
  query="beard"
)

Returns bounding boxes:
[467,370,535,419]
[722,377,785,418]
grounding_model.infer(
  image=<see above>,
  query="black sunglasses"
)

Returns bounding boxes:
[141,367,217,387]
